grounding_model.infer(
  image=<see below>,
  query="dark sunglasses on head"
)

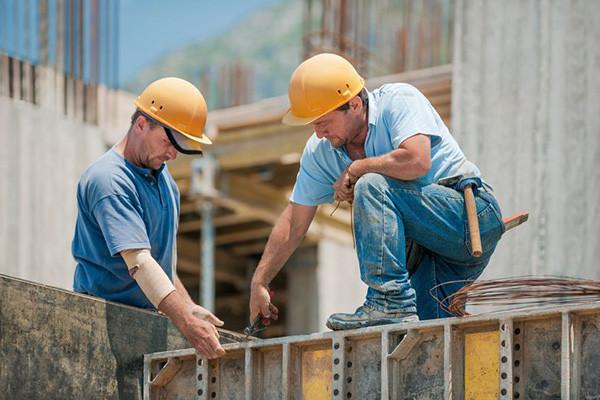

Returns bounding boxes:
[162,126,203,155]
[139,111,203,155]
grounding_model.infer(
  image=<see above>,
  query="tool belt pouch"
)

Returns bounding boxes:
[406,239,424,278]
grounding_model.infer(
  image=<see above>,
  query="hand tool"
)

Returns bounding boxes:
[244,289,274,336]
[437,176,483,257]
[463,183,482,257]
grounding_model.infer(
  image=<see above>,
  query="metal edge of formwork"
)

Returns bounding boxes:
[144,302,600,399]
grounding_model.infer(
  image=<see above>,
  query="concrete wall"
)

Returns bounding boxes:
[0,274,189,399]
[0,96,108,289]
[452,0,600,279]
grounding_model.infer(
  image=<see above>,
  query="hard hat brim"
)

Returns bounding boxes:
[134,100,212,145]
[165,129,205,155]
[176,129,212,145]
[282,108,321,126]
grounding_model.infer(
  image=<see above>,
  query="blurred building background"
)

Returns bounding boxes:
[1,0,599,338]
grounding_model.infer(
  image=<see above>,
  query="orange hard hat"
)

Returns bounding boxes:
[133,77,211,154]
[282,53,365,126]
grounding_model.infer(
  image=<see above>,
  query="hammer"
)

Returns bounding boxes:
[437,176,482,258]
[463,184,482,257]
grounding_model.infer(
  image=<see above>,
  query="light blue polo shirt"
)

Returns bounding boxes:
[290,83,481,206]
[72,147,180,309]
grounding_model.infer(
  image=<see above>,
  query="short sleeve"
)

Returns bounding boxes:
[91,195,151,256]
[290,154,335,206]
[383,86,443,149]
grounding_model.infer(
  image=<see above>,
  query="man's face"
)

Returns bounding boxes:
[137,118,178,170]
[310,101,364,148]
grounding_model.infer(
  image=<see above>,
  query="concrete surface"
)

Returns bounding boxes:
[452,0,600,279]
[0,96,107,289]
[0,273,189,399]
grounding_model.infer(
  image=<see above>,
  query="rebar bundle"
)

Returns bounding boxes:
[431,276,600,317]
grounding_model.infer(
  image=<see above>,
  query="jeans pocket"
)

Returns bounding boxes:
[464,202,504,259]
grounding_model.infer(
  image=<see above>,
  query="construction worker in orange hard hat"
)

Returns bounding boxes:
[72,77,226,359]
[249,53,505,330]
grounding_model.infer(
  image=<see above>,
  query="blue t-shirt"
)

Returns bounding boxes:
[290,83,481,206]
[72,147,180,309]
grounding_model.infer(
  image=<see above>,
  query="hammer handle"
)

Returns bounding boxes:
[464,185,482,257]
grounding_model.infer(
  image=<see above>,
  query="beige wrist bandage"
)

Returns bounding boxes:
[121,249,176,308]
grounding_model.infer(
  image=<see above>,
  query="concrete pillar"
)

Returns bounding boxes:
[286,245,320,335]
[315,238,365,330]
[452,0,600,279]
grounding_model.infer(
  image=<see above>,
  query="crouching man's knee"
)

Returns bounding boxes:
[354,173,389,198]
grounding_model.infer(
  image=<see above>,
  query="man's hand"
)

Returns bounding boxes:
[158,291,226,359]
[189,304,225,327]
[333,165,355,203]
[181,317,226,359]
[249,283,279,322]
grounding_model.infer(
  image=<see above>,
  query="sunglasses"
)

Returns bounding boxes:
[140,111,204,155]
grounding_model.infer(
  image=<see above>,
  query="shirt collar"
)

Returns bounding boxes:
[366,89,378,127]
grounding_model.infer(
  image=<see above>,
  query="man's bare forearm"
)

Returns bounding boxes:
[350,134,431,181]
[175,275,195,306]
[251,202,317,287]
[159,290,194,327]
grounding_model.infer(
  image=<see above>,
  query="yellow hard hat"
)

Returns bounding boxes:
[133,77,211,155]
[282,53,365,126]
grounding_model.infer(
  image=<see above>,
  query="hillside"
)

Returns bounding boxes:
[124,0,303,107]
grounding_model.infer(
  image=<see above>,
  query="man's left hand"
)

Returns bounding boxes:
[189,305,225,327]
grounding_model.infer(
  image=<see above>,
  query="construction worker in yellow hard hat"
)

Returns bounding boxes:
[249,53,504,330]
[72,77,226,359]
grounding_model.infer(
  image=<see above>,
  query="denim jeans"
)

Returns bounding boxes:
[353,173,505,320]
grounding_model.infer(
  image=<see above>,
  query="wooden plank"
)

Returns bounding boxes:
[229,241,268,257]
[215,227,273,246]
[179,177,354,244]
[203,65,451,133]
[177,257,247,289]
[178,236,245,261]
[178,213,257,233]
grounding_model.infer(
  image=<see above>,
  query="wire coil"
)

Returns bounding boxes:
[431,276,600,316]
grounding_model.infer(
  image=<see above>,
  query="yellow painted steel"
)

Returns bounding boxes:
[301,347,332,399]
[464,330,500,399]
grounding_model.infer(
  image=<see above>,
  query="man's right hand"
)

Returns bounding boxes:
[181,317,226,359]
[158,291,226,359]
[249,283,279,322]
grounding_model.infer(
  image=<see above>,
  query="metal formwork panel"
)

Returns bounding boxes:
[388,329,445,399]
[144,304,600,399]
[576,313,600,398]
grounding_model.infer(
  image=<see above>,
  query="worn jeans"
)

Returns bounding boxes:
[353,173,505,320]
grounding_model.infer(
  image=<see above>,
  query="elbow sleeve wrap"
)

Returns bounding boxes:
[121,249,176,308]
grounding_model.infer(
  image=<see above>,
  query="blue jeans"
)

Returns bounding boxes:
[353,173,505,320]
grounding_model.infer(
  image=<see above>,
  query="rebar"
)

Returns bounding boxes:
[430,276,600,317]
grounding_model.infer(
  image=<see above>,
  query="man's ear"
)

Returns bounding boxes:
[133,115,147,135]
[349,96,362,113]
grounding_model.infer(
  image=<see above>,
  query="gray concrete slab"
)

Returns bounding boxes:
[0,273,189,399]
